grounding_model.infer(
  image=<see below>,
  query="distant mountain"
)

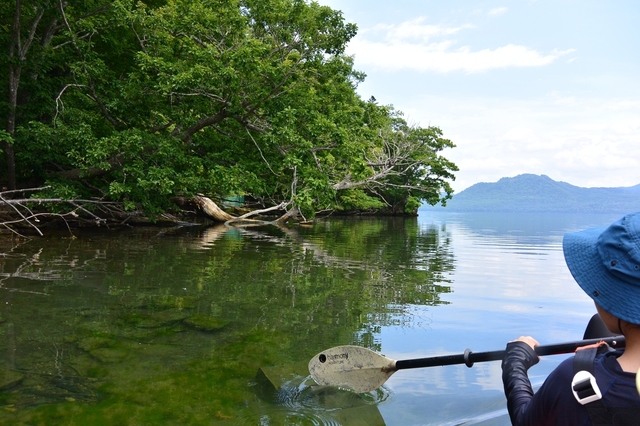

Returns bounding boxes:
[423,174,640,213]
[623,183,640,194]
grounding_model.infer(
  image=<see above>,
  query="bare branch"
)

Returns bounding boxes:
[0,186,52,196]
[190,35,208,48]
[131,21,147,52]
[58,0,80,53]
[88,79,121,127]
[55,84,87,124]
[170,91,228,104]
[246,128,277,175]
[0,192,43,236]
[332,130,425,191]
[274,205,302,223]
[311,151,323,173]
[41,15,59,46]
[68,201,105,222]
[226,201,289,225]
[20,6,46,59]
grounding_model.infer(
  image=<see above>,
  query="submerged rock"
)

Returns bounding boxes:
[120,312,162,328]
[78,337,116,352]
[89,347,129,363]
[148,309,190,326]
[183,314,228,332]
[146,295,198,310]
[0,368,23,391]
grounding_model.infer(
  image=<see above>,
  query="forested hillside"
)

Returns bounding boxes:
[423,174,640,213]
[0,0,457,227]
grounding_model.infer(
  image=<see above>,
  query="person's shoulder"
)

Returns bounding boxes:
[598,350,636,379]
[597,353,640,408]
[599,349,623,363]
[536,356,576,390]
[552,356,575,377]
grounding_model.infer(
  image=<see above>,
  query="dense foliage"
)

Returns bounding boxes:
[1,0,457,218]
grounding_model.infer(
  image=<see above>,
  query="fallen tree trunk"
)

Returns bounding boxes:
[0,188,301,237]
[193,195,236,222]
[192,195,295,225]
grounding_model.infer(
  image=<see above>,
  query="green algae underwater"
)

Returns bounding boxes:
[0,219,452,425]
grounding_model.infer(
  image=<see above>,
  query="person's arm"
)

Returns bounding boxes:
[501,338,540,426]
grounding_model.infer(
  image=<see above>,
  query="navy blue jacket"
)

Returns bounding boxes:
[501,342,640,425]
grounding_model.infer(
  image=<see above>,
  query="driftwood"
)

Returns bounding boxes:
[0,187,191,237]
[192,195,297,226]
[0,187,108,237]
[0,187,303,237]
[190,165,302,225]
[193,195,235,222]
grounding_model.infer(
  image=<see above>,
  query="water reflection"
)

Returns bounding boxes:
[0,218,454,425]
[1,211,627,425]
[374,211,628,425]
[425,211,625,241]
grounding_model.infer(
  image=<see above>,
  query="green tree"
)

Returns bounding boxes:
[1,0,457,221]
[0,0,120,190]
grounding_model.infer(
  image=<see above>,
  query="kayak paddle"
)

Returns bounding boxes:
[308,336,625,393]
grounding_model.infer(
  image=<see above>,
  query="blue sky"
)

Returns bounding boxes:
[315,0,640,193]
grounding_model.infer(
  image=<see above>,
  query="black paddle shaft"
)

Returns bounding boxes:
[395,335,626,371]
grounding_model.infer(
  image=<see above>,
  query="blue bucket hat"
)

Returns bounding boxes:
[563,212,640,325]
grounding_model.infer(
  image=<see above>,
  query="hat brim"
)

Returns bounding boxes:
[563,227,640,324]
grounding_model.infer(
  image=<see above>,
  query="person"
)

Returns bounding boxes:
[501,212,640,425]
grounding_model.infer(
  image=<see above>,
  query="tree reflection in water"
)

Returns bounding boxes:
[0,217,454,424]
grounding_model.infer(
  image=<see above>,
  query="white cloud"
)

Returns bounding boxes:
[390,19,468,42]
[402,95,640,192]
[348,18,575,73]
[488,7,508,16]
[348,38,575,73]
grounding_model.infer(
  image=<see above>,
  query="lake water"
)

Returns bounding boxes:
[0,211,627,425]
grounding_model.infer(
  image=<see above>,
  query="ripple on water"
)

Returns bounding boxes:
[240,376,390,425]
[275,376,391,408]
[235,409,341,426]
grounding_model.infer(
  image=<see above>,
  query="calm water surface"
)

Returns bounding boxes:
[0,211,625,425]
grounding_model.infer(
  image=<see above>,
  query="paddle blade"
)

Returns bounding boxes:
[308,345,396,393]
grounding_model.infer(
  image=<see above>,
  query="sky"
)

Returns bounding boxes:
[315,0,640,193]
